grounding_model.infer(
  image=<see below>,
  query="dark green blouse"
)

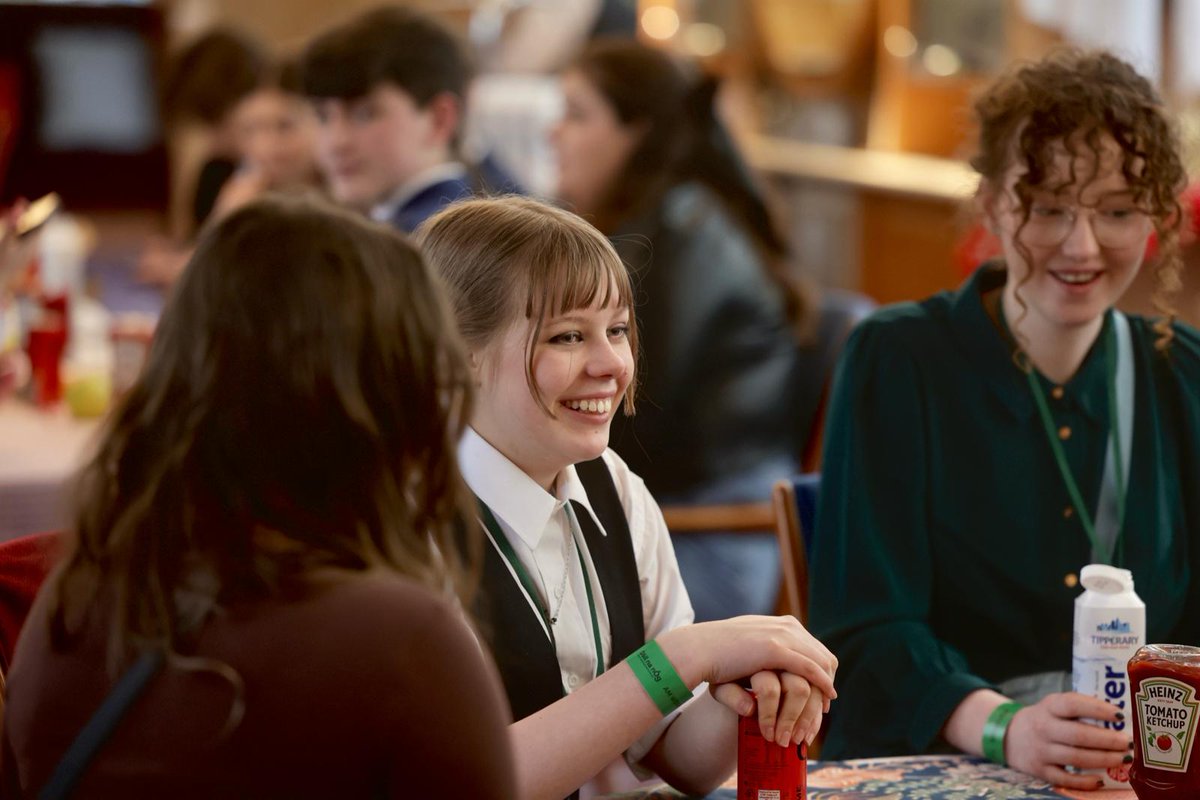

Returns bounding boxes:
[810,264,1200,759]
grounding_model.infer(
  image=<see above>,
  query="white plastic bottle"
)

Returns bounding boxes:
[1072,563,1145,788]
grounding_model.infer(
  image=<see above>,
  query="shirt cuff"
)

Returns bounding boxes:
[624,682,707,778]
[909,672,994,752]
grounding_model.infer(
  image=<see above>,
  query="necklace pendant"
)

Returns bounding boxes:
[550,616,557,625]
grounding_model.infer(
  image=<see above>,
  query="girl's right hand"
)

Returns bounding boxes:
[1005,692,1132,790]
[659,615,838,702]
[711,670,827,748]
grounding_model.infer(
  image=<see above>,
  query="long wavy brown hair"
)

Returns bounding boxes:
[971,48,1186,349]
[49,196,478,673]
[567,39,813,339]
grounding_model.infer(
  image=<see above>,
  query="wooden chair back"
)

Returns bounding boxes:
[771,475,820,624]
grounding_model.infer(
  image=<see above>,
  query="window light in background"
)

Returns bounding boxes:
[883,25,917,60]
[682,21,725,58]
[922,44,962,78]
[641,3,680,41]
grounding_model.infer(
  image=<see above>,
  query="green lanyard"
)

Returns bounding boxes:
[1023,321,1127,566]
[478,500,605,678]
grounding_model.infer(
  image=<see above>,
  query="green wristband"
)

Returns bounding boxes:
[625,640,691,716]
[982,702,1023,766]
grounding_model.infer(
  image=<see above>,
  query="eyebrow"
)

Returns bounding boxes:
[544,308,630,326]
[1031,188,1137,201]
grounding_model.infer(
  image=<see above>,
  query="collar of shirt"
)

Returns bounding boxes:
[457,427,607,550]
[369,161,468,224]
[946,262,1111,426]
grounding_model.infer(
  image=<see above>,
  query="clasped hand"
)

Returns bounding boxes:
[661,614,837,749]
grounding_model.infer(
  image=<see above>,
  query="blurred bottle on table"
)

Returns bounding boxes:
[110,312,155,397]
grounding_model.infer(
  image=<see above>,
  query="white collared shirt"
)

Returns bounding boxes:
[458,427,697,791]
[368,161,468,224]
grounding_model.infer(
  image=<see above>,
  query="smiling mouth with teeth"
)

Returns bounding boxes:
[1051,271,1101,285]
[563,397,614,415]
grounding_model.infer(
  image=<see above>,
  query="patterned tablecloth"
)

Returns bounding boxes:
[604,755,1137,799]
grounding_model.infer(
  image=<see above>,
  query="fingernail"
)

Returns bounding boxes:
[763,725,774,741]
[778,732,790,748]
[1115,711,1125,721]
[740,700,753,716]
[1123,754,1133,764]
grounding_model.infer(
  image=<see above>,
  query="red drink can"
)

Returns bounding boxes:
[738,713,807,800]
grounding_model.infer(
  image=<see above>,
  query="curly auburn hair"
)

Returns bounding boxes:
[971,48,1187,349]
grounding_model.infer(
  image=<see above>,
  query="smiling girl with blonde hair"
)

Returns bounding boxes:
[419,196,837,800]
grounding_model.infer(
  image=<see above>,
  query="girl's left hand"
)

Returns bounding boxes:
[711,671,826,747]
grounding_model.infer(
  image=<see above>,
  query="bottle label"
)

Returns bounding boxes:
[737,714,806,800]
[1134,677,1199,773]
[1073,595,1144,788]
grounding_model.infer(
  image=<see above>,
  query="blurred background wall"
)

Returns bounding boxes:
[1,0,1195,311]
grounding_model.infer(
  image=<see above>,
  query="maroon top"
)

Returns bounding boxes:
[0,532,61,674]
[1,571,514,798]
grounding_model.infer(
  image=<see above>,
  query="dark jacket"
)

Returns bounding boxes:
[388,155,522,234]
[608,182,800,497]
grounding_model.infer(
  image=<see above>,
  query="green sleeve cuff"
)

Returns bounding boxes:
[908,672,994,753]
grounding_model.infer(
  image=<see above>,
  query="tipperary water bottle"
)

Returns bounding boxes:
[1072,563,1146,788]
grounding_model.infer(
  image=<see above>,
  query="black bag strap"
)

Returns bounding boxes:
[39,650,164,799]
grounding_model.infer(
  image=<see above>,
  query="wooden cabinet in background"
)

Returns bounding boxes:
[747,134,977,305]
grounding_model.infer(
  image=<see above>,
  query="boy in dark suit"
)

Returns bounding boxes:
[300,5,517,233]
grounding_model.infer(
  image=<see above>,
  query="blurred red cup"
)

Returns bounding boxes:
[27,324,66,406]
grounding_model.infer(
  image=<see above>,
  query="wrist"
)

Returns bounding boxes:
[655,627,703,688]
[982,701,1023,766]
[626,639,693,716]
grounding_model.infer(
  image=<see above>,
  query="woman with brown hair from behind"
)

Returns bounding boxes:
[0,196,514,797]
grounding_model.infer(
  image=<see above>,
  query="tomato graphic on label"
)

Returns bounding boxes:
[1157,735,1174,752]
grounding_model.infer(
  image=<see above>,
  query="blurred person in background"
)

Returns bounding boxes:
[141,50,322,287]
[299,4,519,235]
[472,0,636,74]
[0,200,40,400]
[0,201,38,294]
[1,197,515,797]
[553,39,814,622]
[205,59,322,220]
[161,27,270,237]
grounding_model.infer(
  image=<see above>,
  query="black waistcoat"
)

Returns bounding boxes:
[476,457,646,724]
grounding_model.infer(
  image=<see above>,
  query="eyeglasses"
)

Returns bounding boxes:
[1017,202,1152,249]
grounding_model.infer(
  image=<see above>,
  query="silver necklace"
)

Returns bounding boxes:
[548,530,573,625]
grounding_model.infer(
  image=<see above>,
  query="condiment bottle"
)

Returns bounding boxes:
[1129,644,1200,799]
